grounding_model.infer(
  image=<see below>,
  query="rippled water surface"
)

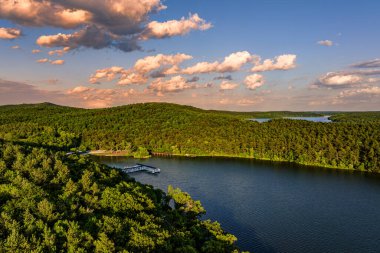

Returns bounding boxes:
[92,156,380,253]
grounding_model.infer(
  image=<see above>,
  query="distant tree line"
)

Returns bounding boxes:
[0,102,379,172]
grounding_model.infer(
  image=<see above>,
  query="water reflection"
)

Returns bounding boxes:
[92,156,380,253]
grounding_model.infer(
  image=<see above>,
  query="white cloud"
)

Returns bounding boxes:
[244,74,264,90]
[182,51,255,75]
[90,53,192,84]
[320,73,363,86]
[313,69,380,88]
[251,54,296,72]
[317,40,334,47]
[148,75,194,94]
[140,14,212,40]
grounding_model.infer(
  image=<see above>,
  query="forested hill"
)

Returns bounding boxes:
[0,141,240,252]
[0,102,379,172]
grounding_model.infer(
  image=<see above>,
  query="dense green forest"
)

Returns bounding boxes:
[0,141,241,252]
[0,102,379,172]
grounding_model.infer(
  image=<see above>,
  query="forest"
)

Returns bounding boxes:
[0,102,379,172]
[0,140,242,252]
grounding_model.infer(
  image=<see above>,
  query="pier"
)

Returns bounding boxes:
[122,163,160,174]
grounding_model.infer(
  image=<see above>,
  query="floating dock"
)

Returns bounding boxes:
[122,163,160,174]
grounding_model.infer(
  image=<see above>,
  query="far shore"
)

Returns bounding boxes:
[89,150,131,156]
[88,150,375,174]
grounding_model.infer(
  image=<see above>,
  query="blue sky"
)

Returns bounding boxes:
[0,0,379,110]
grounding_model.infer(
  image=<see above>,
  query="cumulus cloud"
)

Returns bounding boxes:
[36,58,65,65]
[337,86,380,98]
[251,54,297,72]
[11,45,20,49]
[148,75,195,94]
[140,14,212,40]
[182,51,255,75]
[32,49,42,54]
[220,81,238,90]
[134,53,192,74]
[36,26,140,52]
[36,58,49,63]
[319,73,363,86]
[351,59,380,68]
[51,59,65,65]
[0,0,211,52]
[244,74,264,90]
[48,47,71,56]
[118,73,148,86]
[317,40,334,47]
[90,53,192,85]
[0,27,21,39]
[67,86,129,108]
[313,69,380,88]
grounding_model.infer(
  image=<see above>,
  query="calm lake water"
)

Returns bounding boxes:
[92,156,380,253]
[251,116,332,123]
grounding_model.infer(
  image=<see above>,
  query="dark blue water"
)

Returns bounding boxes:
[92,156,380,253]
[251,116,332,123]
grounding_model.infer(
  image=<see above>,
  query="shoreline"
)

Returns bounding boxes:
[88,150,375,174]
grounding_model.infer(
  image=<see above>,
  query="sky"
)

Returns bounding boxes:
[0,0,379,111]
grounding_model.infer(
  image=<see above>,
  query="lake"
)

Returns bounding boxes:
[91,156,380,253]
[250,116,332,123]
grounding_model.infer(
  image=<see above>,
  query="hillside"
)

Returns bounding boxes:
[0,140,240,252]
[0,102,379,172]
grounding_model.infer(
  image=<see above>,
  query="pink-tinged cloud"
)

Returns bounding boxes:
[90,53,192,84]
[244,74,264,90]
[89,66,126,84]
[338,86,380,98]
[48,47,71,56]
[182,51,255,75]
[51,59,65,65]
[317,40,334,47]
[148,75,195,94]
[67,85,140,108]
[182,61,219,75]
[140,14,212,40]
[118,73,148,86]
[36,58,49,63]
[1,0,210,52]
[11,45,20,49]
[0,0,92,28]
[320,73,363,86]
[0,27,21,39]
[219,97,263,106]
[251,54,297,72]
[220,81,239,90]
[134,53,192,74]
[32,49,41,54]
